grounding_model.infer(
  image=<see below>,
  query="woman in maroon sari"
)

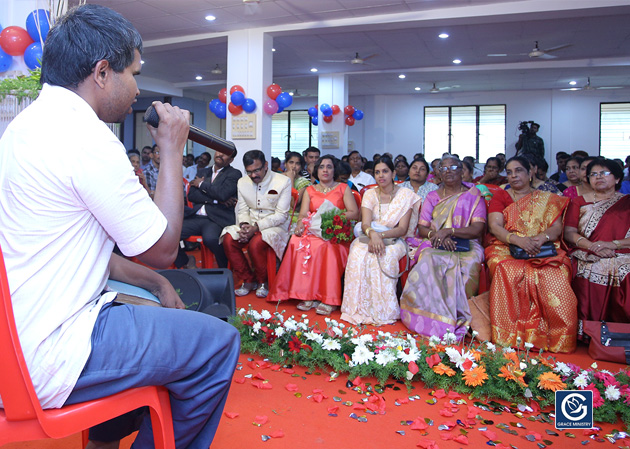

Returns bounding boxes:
[564,158,630,334]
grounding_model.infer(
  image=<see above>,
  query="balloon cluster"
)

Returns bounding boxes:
[0,9,50,73]
[208,85,257,119]
[263,83,293,115]
[306,103,364,126]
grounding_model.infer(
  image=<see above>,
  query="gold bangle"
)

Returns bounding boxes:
[544,233,550,242]
[506,233,512,244]
[428,230,434,239]
[613,239,622,250]
[365,227,373,237]
[451,228,455,236]
[575,236,585,248]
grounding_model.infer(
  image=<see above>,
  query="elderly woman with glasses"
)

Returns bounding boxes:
[564,157,630,336]
[485,156,577,353]
[400,155,486,340]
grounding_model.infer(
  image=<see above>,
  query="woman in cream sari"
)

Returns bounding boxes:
[400,155,486,340]
[341,156,420,326]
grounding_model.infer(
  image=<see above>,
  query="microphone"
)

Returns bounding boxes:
[143,105,237,158]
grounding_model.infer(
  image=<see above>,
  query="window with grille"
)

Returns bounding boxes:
[600,103,630,160]
[271,110,318,159]
[424,105,506,163]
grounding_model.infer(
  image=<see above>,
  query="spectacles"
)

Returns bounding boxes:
[589,171,612,178]
[439,165,460,172]
[246,166,264,176]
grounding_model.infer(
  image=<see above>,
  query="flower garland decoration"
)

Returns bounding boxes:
[233,308,630,430]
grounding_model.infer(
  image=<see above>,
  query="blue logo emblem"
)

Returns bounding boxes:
[555,390,593,429]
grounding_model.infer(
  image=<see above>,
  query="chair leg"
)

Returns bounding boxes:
[149,388,176,449]
[82,429,90,448]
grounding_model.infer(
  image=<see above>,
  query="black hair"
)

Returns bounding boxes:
[375,155,395,172]
[462,159,474,174]
[566,156,584,168]
[485,156,501,169]
[41,4,142,88]
[521,153,543,169]
[243,150,266,167]
[556,151,570,159]
[271,157,281,165]
[410,158,430,172]
[537,157,549,172]
[338,161,352,176]
[312,155,339,182]
[303,146,320,157]
[395,159,410,169]
[363,161,374,171]
[348,150,362,159]
[571,150,589,159]
[200,152,211,160]
[284,151,304,169]
[505,156,531,172]
[586,157,624,190]
[151,144,158,152]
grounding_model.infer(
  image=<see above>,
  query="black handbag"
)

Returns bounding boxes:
[436,237,470,252]
[509,241,557,259]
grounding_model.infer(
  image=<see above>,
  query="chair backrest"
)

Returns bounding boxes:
[359,183,377,198]
[0,246,45,421]
[352,190,362,209]
[182,178,193,208]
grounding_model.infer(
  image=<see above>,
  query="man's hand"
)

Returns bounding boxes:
[238,223,258,243]
[154,281,186,309]
[221,197,238,208]
[146,102,190,157]
[190,176,204,188]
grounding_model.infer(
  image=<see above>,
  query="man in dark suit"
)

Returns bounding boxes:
[175,150,241,268]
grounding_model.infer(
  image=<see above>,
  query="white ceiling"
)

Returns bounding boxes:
[80,0,630,99]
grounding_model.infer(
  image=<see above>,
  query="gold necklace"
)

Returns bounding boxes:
[378,185,396,216]
[318,182,336,194]
[593,191,614,202]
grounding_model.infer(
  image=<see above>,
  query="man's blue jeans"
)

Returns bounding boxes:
[64,301,240,449]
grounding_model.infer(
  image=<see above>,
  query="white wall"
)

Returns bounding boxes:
[348,88,630,171]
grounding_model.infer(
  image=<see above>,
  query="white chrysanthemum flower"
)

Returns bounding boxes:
[574,373,589,389]
[238,308,246,316]
[250,310,262,321]
[471,330,479,338]
[519,362,528,370]
[605,385,621,401]
[502,347,515,353]
[531,359,538,365]
[445,347,476,371]
[397,347,421,363]
[332,327,343,337]
[554,362,572,377]
[338,323,345,329]
[252,322,261,333]
[485,342,496,353]
[301,314,308,319]
[303,319,309,325]
[274,327,285,337]
[524,342,534,349]
[428,335,440,347]
[375,350,397,366]
[351,334,373,345]
[442,331,458,345]
[260,310,272,320]
[297,322,308,331]
[284,319,298,332]
[304,331,323,345]
[351,345,375,365]
[600,369,614,376]
[321,339,341,351]
[324,317,331,323]
[274,312,284,322]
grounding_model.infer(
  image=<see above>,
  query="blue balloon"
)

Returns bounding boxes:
[215,102,226,119]
[23,42,42,70]
[311,117,318,126]
[276,105,284,114]
[276,92,293,109]
[26,9,50,42]
[308,107,317,118]
[319,103,330,113]
[209,98,220,113]
[322,106,333,117]
[230,91,245,106]
[242,98,257,113]
[0,48,13,72]
[353,109,364,120]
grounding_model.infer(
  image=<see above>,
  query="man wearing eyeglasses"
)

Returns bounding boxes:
[221,150,292,298]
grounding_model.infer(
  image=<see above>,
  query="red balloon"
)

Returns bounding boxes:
[345,116,355,126]
[230,85,245,95]
[266,83,282,100]
[228,103,243,115]
[323,115,333,123]
[218,88,227,103]
[332,105,341,115]
[344,105,355,116]
[0,26,34,56]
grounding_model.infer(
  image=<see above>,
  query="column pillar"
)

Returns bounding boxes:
[226,29,273,172]
[317,74,348,158]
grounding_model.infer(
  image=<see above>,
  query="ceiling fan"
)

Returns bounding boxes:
[429,83,460,93]
[320,52,378,65]
[560,77,624,91]
[488,41,572,59]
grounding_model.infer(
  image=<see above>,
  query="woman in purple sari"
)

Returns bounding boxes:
[400,155,487,340]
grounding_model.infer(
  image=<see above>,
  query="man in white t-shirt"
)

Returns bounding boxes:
[0,5,239,449]
[348,150,376,190]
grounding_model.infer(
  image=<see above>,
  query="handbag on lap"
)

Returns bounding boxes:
[509,241,556,259]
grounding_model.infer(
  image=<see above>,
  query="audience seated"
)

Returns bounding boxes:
[400,155,486,340]
[503,154,561,194]
[268,155,359,315]
[394,159,410,181]
[221,150,291,298]
[550,151,570,184]
[474,156,508,186]
[143,144,160,197]
[564,157,630,334]
[341,156,420,326]
[399,158,439,201]
[174,151,241,269]
[128,150,150,193]
[535,156,565,192]
[338,160,359,191]
[183,151,211,182]
[300,146,320,180]
[347,150,376,190]
[563,156,596,199]
[140,145,153,171]
[486,156,577,353]
[427,158,441,184]
[283,151,311,193]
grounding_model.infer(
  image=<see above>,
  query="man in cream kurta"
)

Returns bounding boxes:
[221,150,291,297]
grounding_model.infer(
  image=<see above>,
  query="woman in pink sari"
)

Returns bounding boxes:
[400,155,487,340]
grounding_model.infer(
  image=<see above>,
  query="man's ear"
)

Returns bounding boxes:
[92,59,111,89]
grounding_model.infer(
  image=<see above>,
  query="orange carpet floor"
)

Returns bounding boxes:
[4,290,629,449]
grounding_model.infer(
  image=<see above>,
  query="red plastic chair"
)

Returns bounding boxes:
[352,190,362,209]
[0,247,176,448]
[359,183,377,198]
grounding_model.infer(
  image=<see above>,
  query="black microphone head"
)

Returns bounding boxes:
[143,105,160,128]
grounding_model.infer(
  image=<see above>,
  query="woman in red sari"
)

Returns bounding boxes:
[268,155,359,315]
[564,158,630,333]
[486,156,577,353]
